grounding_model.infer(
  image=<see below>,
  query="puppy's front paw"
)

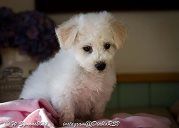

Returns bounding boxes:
[63,113,75,122]
[93,113,103,120]
[59,112,74,127]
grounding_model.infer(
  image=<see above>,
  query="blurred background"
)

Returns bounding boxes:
[0,0,179,75]
[0,0,179,127]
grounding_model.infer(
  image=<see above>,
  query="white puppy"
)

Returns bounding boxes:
[20,12,126,123]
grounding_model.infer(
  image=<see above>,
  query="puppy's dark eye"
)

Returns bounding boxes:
[83,46,92,53]
[104,42,111,50]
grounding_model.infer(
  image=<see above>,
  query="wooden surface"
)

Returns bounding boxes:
[117,73,179,83]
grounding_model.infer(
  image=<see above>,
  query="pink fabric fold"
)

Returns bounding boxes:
[0,99,58,128]
[0,99,172,128]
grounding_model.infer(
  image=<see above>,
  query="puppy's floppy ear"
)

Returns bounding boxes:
[55,17,79,49]
[111,20,127,49]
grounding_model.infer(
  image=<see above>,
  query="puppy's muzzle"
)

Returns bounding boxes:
[95,61,106,71]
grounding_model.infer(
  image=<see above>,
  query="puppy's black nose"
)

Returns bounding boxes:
[95,61,106,71]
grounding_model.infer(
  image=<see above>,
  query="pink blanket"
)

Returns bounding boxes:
[0,99,58,128]
[0,99,171,128]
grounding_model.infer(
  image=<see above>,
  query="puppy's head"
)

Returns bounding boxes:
[55,12,126,73]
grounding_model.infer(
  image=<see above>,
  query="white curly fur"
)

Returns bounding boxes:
[20,11,126,123]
